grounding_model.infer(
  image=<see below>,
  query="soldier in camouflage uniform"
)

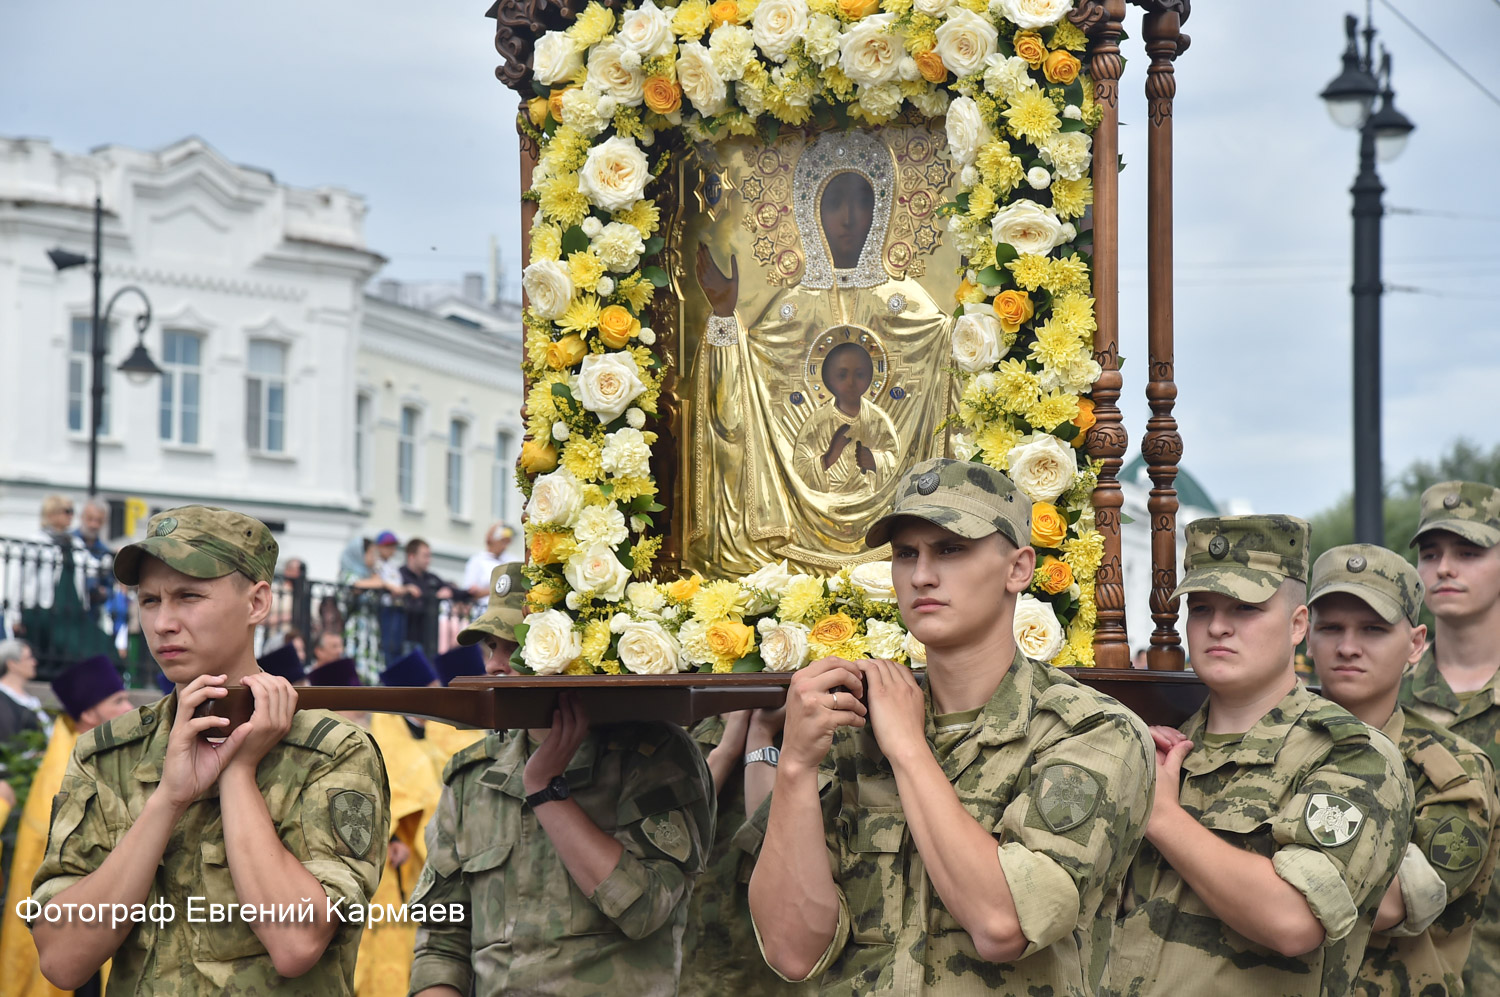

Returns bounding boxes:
[1307,542,1499,996]
[29,506,390,996]
[750,458,1155,995]
[408,562,715,996]
[1104,516,1414,997]
[1399,481,1500,995]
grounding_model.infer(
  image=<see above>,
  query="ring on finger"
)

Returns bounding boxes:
[831,691,838,711]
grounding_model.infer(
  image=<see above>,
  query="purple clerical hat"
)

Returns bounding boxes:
[435,645,485,685]
[382,648,439,687]
[258,643,306,684]
[51,655,126,720]
[307,657,362,687]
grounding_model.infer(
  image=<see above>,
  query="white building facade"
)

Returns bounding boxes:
[0,136,523,579]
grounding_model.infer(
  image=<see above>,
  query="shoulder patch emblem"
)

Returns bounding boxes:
[1305,793,1364,847]
[330,790,376,858]
[642,811,692,862]
[1036,763,1101,833]
[1429,816,1484,872]
[408,859,437,904]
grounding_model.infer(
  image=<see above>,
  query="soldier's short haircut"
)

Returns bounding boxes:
[1279,578,1308,606]
[0,638,29,678]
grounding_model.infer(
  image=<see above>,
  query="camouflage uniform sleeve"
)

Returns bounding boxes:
[1269,731,1414,943]
[997,709,1155,956]
[295,727,390,918]
[588,725,716,940]
[29,754,118,912]
[407,777,473,996]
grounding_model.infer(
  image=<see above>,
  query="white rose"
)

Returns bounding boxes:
[525,467,584,527]
[944,96,991,168]
[741,559,794,614]
[951,312,1007,372]
[592,220,646,272]
[575,351,647,424]
[840,14,904,88]
[551,420,570,442]
[626,407,646,429]
[914,0,953,14]
[803,14,843,68]
[521,609,581,674]
[627,580,667,615]
[1013,594,1064,660]
[990,198,1066,255]
[533,31,584,85]
[953,433,977,460]
[617,619,682,674]
[596,276,615,296]
[1005,434,1078,503]
[1038,130,1092,182]
[618,0,675,57]
[601,425,654,478]
[586,42,645,104]
[756,618,811,672]
[564,543,632,602]
[983,53,1034,100]
[934,9,998,78]
[709,24,756,81]
[1026,166,1052,189]
[676,42,728,116]
[849,560,897,602]
[864,619,907,659]
[573,504,629,547]
[903,630,928,668]
[522,259,574,320]
[752,0,809,63]
[578,136,651,212]
[994,0,1074,30]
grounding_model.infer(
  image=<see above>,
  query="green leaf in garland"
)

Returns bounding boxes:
[994,242,1020,266]
[976,266,1005,288]
[643,265,669,287]
[1118,512,1135,525]
[1063,79,1084,107]
[1059,117,1087,133]
[643,235,665,256]
[758,117,780,146]
[532,80,550,99]
[731,652,767,673]
[954,191,971,213]
[599,482,615,497]
[562,226,591,255]
[543,118,559,138]
[550,381,576,403]
[618,544,636,571]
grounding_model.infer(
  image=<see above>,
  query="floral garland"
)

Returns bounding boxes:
[515,0,1104,675]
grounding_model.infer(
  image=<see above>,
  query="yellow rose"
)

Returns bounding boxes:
[643,76,683,115]
[520,437,559,473]
[527,97,551,128]
[1013,30,1047,69]
[706,620,756,661]
[546,333,589,370]
[709,0,742,27]
[955,278,987,305]
[991,289,1035,333]
[810,612,857,646]
[1071,397,1096,448]
[597,304,640,349]
[666,574,704,602]
[1043,49,1081,85]
[1031,501,1068,548]
[548,87,576,122]
[530,531,568,565]
[528,579,566,610]
[914,50,948,83]
[837,0,880,18]
[1034,555,1073,594]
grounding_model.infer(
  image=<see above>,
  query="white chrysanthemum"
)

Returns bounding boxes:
[572,504,629,548]
[601,426,654,478]
[592,221,647,273]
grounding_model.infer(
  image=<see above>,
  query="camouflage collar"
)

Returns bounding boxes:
[1405,644,1498,720]
[1378,706,1405,745]
[924,648,1032,782]
[1180,681,1315,774]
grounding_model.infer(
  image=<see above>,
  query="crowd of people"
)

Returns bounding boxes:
[0,466,1496,997]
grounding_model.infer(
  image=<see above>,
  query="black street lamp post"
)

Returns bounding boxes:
[1321,10,1416,544]
[48,196,163,497]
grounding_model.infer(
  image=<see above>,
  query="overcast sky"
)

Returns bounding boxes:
[4,0,1498,518]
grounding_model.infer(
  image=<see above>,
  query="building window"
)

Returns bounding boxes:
[159,330,203,445]
[355,394,372,495]
[67,317,113,435]
[245,340,287,453]
[398,406,419,506]
[447,419,467,517]
[493,429,514,520]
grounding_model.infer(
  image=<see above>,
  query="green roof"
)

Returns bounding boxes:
[1120,456,1221,514]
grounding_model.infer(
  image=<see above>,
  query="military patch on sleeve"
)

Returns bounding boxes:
[642,811,692,862]
[1305,794,1364,847]
[409,860,437,904]
[1429,816,1484,872]
[1035,763,1101,833]
[330,790,376,859]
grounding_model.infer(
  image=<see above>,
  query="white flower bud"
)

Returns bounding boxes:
[551,421,571,442]
[638,327,657,345]
[596,276,615,296]
[581,216,604,237]
[565,590,582,609]
[1063,103,1083,120]
[1026,166,1052,189]
[626,407,646,429]
[960,165,979,187]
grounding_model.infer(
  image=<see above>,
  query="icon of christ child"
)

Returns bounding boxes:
[792,340,900,496]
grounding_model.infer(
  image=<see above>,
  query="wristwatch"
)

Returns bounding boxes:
[744,746,780,768]
[525,775,571,809]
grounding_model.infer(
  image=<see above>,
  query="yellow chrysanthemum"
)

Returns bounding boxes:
[882,0,913,14]
[1002,88,1061,144]
[810,636,869,662]
[569,3,616,47]
[1062,530,1105,578]
[967,183,996,222]
[530,223,563,263]
[1050,291,1097,336]
[616,199,661,239]
[1075,581,1098,628]
[563,657,595,675]
[580,618,613,664]
[1006,254,1051,291]
[1049,20,1089,52]
[975,141,1024,193]
[527,377,564,426]
[995,358,1041,403]
[975,423,1023,469]
[1027,389,1081,432]
[538,175,590,228]
[1051,176,1093,219]
[568,250,606,292]
[607,476,658,504]
[558,295,603,335]
[561,434,604,481]
[673,0,712,37]
[691,579,748,622]
[525,326,554,368]
[1030,317,1088,368]
[1045,254,1091,294]
[778,575,826,624]
[615,273,656,312]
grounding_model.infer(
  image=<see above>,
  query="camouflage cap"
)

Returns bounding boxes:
[457,562,527,645]
[865,457,1030,550]
[1409,480,1500,549]
[114,506,278,585]
[1309,543,1423,626]
[1170,514,1310,604]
